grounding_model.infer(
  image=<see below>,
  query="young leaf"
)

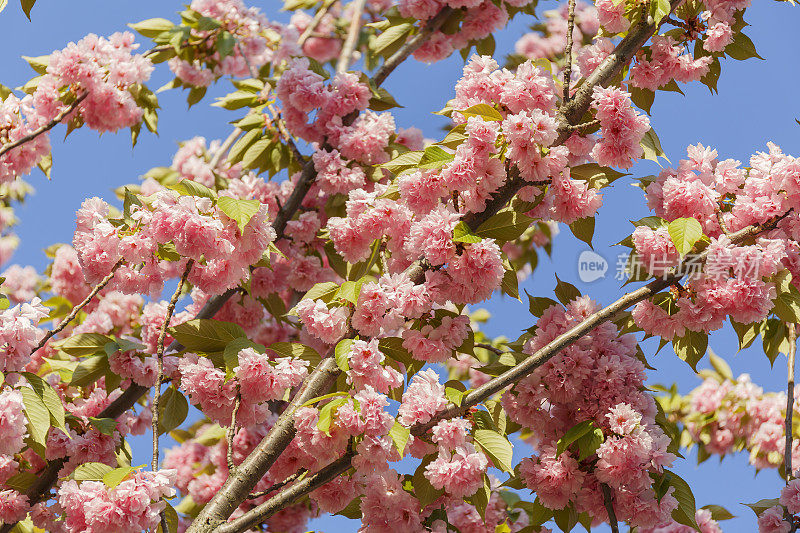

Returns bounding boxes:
[217,196,261,233]
[158,386,189,435]
[73,462,114,481]
[389,421,411,457]
[555,420,594,457]
[335,339,354,372]
[168,319,246,353]
[473,429,514,472]
[667,217,703,256]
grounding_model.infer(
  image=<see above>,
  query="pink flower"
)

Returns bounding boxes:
[296,299,350,345]
[758,506,791,533]
[398,369,449,426]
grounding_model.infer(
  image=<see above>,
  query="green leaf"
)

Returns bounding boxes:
[167,180,216,200]
[641,128,669,164]
[129,18,175,38]
[227,129,260,163]
[70,355,110,387]
[630,87,655,114]
[4,472,36,493]
[168,319,246,353]
[60,333,114,356]
[527,292,558,317]
[389,421,411,457]
[444,380,466,407]
[223,337,264,376]
[569,217,595,247]
[570,163,629,189]
[744,498,780,517]
[576,428,604,461]
[157,501,179,533]
[554,275,581,306]
[102,466,137,488]
[158,386,188,435]
[336,279,365,305]
[556,420,594,457]
[707,349,733,381]
[772,270,800,323]
[335,339,354,372]
[22,372,66,433]
[501,268,521,301]
[20,387,50,450]
[20,0,35,20]
[317,397,346,435]
[268,342,321,366]
[666,470,699,529]
[667,217,703,256]
[476,210,534,242]
[725,31,763,60]
[217,196,261,233]
[380,150,424,175]
[72,462,114,481]
[372,22,414,58]
[413,456,444,507]
[457,103,504,122]
[673,330,708,371]
[301,282,340,303]
[418,145,454,170]
[701,504,735,521]
[453,221,482,244]
[89,417,118,436]
[473,429,514,472]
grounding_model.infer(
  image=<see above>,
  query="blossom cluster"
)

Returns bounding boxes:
[167,0,279,87]
[630,143,800,338]
[0,32,153,184]
[503,295,679,529]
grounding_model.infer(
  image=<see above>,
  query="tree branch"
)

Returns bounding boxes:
[336,0,367,74]
[298,0,336,47]
[601,483,620,533]
[209,128,243,169]
[0,92,87,159]
[31,259,121,356]
[203,213,784,530]
[151,259,194,531]
[562,0,577,103]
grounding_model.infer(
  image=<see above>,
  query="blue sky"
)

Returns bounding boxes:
[1,0,798,530]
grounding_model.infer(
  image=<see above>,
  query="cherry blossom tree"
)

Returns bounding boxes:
[0,0,798,531]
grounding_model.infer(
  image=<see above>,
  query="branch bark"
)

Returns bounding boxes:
[0,92,88,159]
[214,210,782,533]
[601,483,620,533]
[336,0,367,74]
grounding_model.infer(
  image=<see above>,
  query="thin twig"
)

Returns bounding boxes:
[246,469,307,500]
[475,342,505,356]
[151,259,194,471]
[298,0,336,47]
[32,260,121,354]
[209,128,243,169]
[716,210,731,237]
[227,388,242,473]
[336,0,367,73]
[601,484,620,533]
[266,104,306,164]
[562,0,577,103]
[0,92,88,159]
[787,323,797,484]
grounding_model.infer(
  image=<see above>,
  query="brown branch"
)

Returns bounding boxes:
[207,214,783,532]
[246,469,307,500]
[787,322,797,484]
[209,128,243,169]
[227,388,242,473]
[562,0,577,103]
[0,92,87,159]
[266,104,306,165]
[185,5,691,530]
[601,483,620,533]
[372,8,453,87]
[217,452,355,533]
[151,259,193,533]
[336,0,367,74]
[31,259,121,355]
[475,342,505,356]
[152,259,194,471]
[716,209,731,238]
[298,0,337,47]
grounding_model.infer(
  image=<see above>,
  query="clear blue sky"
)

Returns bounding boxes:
[1,1,798,530]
